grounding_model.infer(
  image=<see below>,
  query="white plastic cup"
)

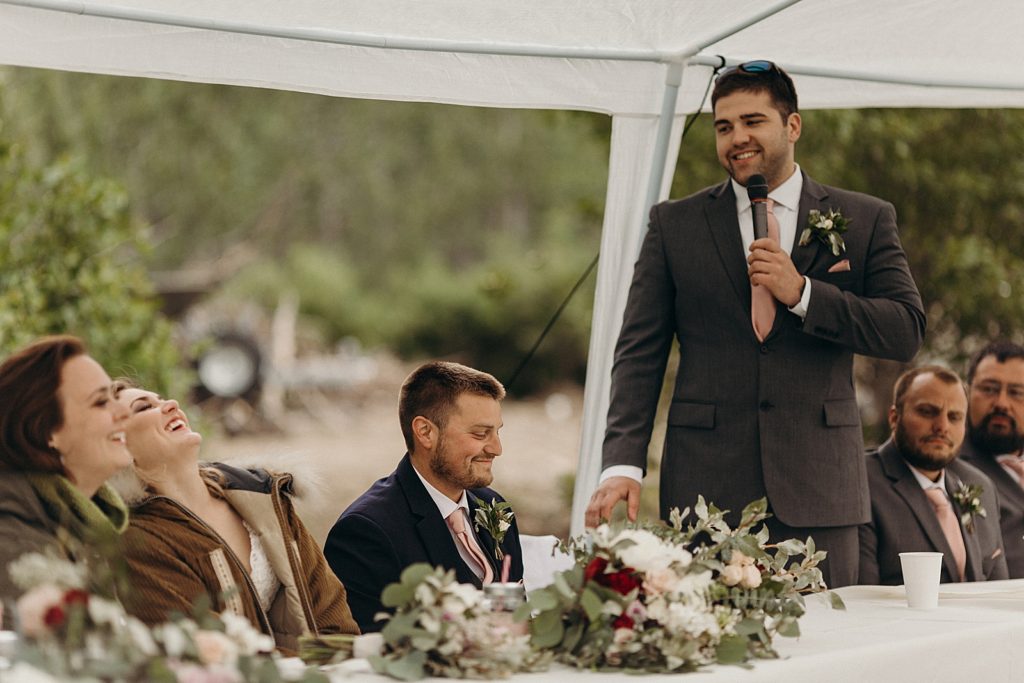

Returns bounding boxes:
[899,552,943,609]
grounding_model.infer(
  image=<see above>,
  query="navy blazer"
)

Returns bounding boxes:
[859,439,1008,585]
[323,454,524,632]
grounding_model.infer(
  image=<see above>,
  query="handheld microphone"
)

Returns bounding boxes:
[746,174,770,240]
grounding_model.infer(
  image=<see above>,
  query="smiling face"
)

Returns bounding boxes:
[714,89,801,189]
[48,355,132,496]
[415,392,503,501]
[117,387,203,477]
[891,371,968,477]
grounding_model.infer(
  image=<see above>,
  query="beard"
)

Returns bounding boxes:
[429,434,493,491]
[968,411,1024,455]
[895,422,959,473]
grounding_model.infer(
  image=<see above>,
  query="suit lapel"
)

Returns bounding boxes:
[397,456,482,587]
[704,182,751,310]
[791,173,828,276]
[945,470,982,581]
[878,442,960,580]
[963,441,1024,510]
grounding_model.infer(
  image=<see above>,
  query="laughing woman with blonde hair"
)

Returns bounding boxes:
[113,383,359,653]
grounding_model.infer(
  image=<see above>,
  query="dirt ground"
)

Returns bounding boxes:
[203,357,583,546]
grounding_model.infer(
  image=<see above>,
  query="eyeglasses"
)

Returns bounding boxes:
[972,381,1024,403]
[715,60,781,83]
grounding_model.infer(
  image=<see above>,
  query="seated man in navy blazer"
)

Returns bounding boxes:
[324,361,523,632]
[859,365,1007,585]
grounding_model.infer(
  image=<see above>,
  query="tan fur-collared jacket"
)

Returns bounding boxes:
[121,463,359,652]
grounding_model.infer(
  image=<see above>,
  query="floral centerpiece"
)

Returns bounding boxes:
[520,497,842,673]
[367,564,547,680]
[4,550,328,682]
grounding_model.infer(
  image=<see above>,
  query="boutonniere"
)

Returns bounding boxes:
[800,208,850,256]
[952,482,987,533]
[473,499,514,560]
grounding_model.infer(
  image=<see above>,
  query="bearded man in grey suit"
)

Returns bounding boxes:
[585,61,925,587]
[959,340,1024,577]
[859,365,1007,585]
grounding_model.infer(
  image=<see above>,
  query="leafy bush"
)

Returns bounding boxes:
[0,110,184,395]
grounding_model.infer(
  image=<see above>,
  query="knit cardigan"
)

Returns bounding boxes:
[121,463,359,652]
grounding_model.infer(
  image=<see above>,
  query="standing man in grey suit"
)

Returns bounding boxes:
[959,340,1024,577]
[584,61,925,587]
[859,365,1007,585]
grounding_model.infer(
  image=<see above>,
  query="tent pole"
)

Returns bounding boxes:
[641,62,683,247]
[568,63,684,537]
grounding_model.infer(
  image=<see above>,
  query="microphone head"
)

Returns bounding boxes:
[746,174,769,201]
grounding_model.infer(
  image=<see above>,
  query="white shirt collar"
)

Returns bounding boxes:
[412,461,469,519]
[909,463,947,493]
[731,163,803,214]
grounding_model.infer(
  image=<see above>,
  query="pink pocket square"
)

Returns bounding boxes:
[828,259,851,273]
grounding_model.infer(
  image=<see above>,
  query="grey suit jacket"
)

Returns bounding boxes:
[959,439,1024,577]
[858,440,1008,584]
[603,172,925,527]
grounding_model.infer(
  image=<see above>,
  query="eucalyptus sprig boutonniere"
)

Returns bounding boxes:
[800,208,849,256]
[952,482,987,533]
[474,499,514,560]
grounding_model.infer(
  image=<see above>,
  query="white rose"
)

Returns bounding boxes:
[15,584,65,638]
[498,520,511,533]
[193,629,238,666]
[822,218,833,229]
[740,565,762,589]
[720,565,743,587]
[353,632,385,659]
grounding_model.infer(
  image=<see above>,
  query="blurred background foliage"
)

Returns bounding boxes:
[2,67,1024,428]
[0,93,185,398]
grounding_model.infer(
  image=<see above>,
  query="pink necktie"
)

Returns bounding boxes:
[446,508,493,584]
[924,487,966,582]
[751,199,781,341]
[997,455,1024,488]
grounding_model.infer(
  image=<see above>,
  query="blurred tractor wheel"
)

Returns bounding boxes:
[195,333,262,401]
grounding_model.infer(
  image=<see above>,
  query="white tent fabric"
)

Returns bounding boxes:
[3,0,1024,534]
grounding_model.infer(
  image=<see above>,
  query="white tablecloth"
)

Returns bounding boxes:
[331,580,1024,683]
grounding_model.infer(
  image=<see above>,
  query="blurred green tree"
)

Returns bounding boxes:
[0,92,185,395]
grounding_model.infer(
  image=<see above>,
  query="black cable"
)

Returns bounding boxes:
[504,64,720,394]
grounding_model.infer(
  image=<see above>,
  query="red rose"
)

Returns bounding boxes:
[613,614,635,630]
[63,589,90,607]
[584,556,608,582]
[602,569,641,595]
[43,605,66,628]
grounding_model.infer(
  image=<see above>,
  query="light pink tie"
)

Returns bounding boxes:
[924,487,966,582]
[446,508,493,584]
[997,455,1024,488]
[751,199,781,341]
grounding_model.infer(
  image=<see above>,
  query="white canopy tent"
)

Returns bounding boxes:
[3,0,1024,534]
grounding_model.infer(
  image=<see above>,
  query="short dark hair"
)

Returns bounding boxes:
[0,335,87,475]
[399,361,505,451]
[711,61,799,123]
[966,340,1024,385]
[892,364,964,412]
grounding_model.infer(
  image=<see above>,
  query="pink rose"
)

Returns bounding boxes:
[16,584,66,637]
[193,630,238,666]
[740,565,762,589]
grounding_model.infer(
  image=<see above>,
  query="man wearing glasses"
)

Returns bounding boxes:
[960,340,1024,577]
[586,61,925,587]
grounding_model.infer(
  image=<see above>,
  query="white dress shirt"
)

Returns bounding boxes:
[909,465,949,499]
[600,166,811,486]
[412,465,488,579]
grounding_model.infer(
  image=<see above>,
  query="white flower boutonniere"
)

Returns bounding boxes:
[800,208,850,256]
[952,482,987,533]
[474,499,514,560]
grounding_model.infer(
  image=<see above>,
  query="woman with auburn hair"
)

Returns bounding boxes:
[114,383,359,653]
[0,335,132,599]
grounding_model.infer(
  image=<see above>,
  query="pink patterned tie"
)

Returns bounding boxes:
[997,455,1024,488]
[446,508,493,584]
[924,487,966,582]
[751,199,781,341]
